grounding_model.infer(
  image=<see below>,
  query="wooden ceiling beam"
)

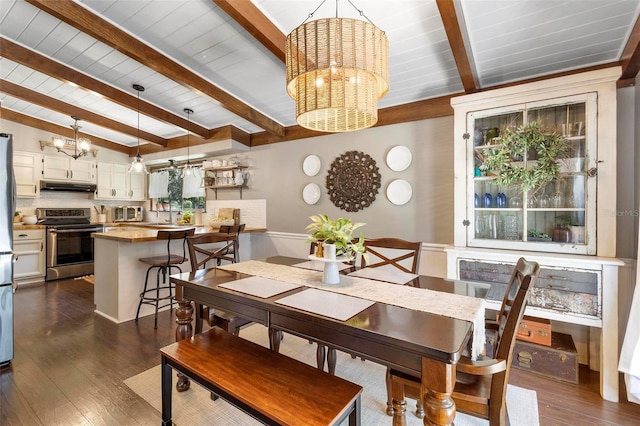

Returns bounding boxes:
[0,37,210,139]
[436,0,479,93]
[213,0,286,62]
[620,15,640,83]
[1,107,130,154]
[0,79,168,147]
[250,96,458,146]
[27,0,285,137]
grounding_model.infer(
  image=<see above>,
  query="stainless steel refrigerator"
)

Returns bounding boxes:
[1,133,15,368]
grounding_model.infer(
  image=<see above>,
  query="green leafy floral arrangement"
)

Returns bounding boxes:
[305,214,366,259]
[480,122,567,195]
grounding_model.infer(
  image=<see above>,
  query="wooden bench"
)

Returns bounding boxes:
[160,327,363,426]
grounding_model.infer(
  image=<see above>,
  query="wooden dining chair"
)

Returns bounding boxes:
[359,237,422,274]
[323,237,422,377]
[213,224,246,265]
[387,257,540,425]
[186,228,251,336]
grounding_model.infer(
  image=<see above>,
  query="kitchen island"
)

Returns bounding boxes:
[92,225,266,323]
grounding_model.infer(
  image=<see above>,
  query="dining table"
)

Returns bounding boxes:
[169,256,487,426]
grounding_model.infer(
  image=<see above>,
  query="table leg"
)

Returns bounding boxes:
[391,378,408,426]
[421,358,456,426]
[174,286,193,392]
[269,328,283,352]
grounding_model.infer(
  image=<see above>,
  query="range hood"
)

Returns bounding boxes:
[40,181,97,192]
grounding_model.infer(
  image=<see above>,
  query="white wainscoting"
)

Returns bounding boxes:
[247,232,450,278]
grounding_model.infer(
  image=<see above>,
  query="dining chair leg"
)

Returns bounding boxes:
[316,344,326,371]
[327,348,337,375]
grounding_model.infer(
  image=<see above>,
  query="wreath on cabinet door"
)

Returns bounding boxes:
[326,151,381,212]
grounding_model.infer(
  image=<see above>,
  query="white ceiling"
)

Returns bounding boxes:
[1,0,638,152]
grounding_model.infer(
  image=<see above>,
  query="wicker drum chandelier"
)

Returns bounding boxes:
[286,1,389,133]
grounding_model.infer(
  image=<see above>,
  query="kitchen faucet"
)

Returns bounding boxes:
[165,203,174,224]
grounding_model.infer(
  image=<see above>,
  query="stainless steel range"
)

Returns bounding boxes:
[36,208,104,281]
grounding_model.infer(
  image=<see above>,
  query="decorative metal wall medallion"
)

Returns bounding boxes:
[326,151,381,212]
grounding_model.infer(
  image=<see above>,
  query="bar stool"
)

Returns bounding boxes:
[135,228,195,329]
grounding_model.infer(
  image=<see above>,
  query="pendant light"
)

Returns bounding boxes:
[180,108,194,178]
[128,83,148,174]
[285,0,389,133]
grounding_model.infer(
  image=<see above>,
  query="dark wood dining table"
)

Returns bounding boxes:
[170,256,477,426]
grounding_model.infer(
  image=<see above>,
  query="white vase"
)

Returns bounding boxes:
[323,243,336,260]
[322,243,340,284]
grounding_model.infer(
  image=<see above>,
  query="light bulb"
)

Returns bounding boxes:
[53,137,65,148]
[78,138,91,152]
[129,154,148,174]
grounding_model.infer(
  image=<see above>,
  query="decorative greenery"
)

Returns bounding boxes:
[555,214,572,227]
[480,122,567,196]
[305,214,367,259]
[14,211,21,217]
[181,210,193,224]
[527,229,550,239]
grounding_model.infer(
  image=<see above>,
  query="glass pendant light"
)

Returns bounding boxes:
[180,108,194,178]
[128,83,148,174]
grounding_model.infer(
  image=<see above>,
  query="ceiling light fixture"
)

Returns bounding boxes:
[48,116,92,159]
[285,0,389,133]
[180,108,194,178]
[128,83,148,174]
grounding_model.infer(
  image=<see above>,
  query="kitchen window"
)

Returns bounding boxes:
[149,169,205,212]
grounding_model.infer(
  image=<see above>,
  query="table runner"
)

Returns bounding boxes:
[347,267,418,285]
[291,260,353,272]
[219,260,485,359]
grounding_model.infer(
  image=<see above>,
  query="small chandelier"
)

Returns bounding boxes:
[180,108,194,178]
[285,0,389,133]
[51,116,92,159]
[128,83,148,174]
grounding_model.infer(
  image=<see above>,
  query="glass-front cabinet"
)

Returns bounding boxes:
[468,94,596,254]
[451,68,619,257]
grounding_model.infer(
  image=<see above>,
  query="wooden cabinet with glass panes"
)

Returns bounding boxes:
[447,68,622,402]
[451,67,620,257]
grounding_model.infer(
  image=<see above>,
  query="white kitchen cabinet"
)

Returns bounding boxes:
[447,67,622,402]
[96,162,146,200]
[13,151,41,198]
[13,228,45,284]
[129,172,146,201]
[42,155,96,183]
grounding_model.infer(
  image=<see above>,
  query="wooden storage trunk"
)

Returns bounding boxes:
[516,316,552,346]
[511,331,578,384]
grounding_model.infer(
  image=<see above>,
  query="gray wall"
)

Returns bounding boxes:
[4,82,638,254]
[231,116,455,244]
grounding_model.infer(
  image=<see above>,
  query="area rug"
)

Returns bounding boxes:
[125,324,539,426]
[74,274,94,285]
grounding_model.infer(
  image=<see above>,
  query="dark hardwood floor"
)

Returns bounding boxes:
[1,278,640,425]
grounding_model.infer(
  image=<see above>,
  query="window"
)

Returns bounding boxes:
[153,170,205,212]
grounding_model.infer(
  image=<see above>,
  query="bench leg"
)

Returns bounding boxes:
[161,357,173,426]
[349,394,362,426]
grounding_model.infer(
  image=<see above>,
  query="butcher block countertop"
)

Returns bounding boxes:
[93,224,266,243]
[13,224,46,230]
